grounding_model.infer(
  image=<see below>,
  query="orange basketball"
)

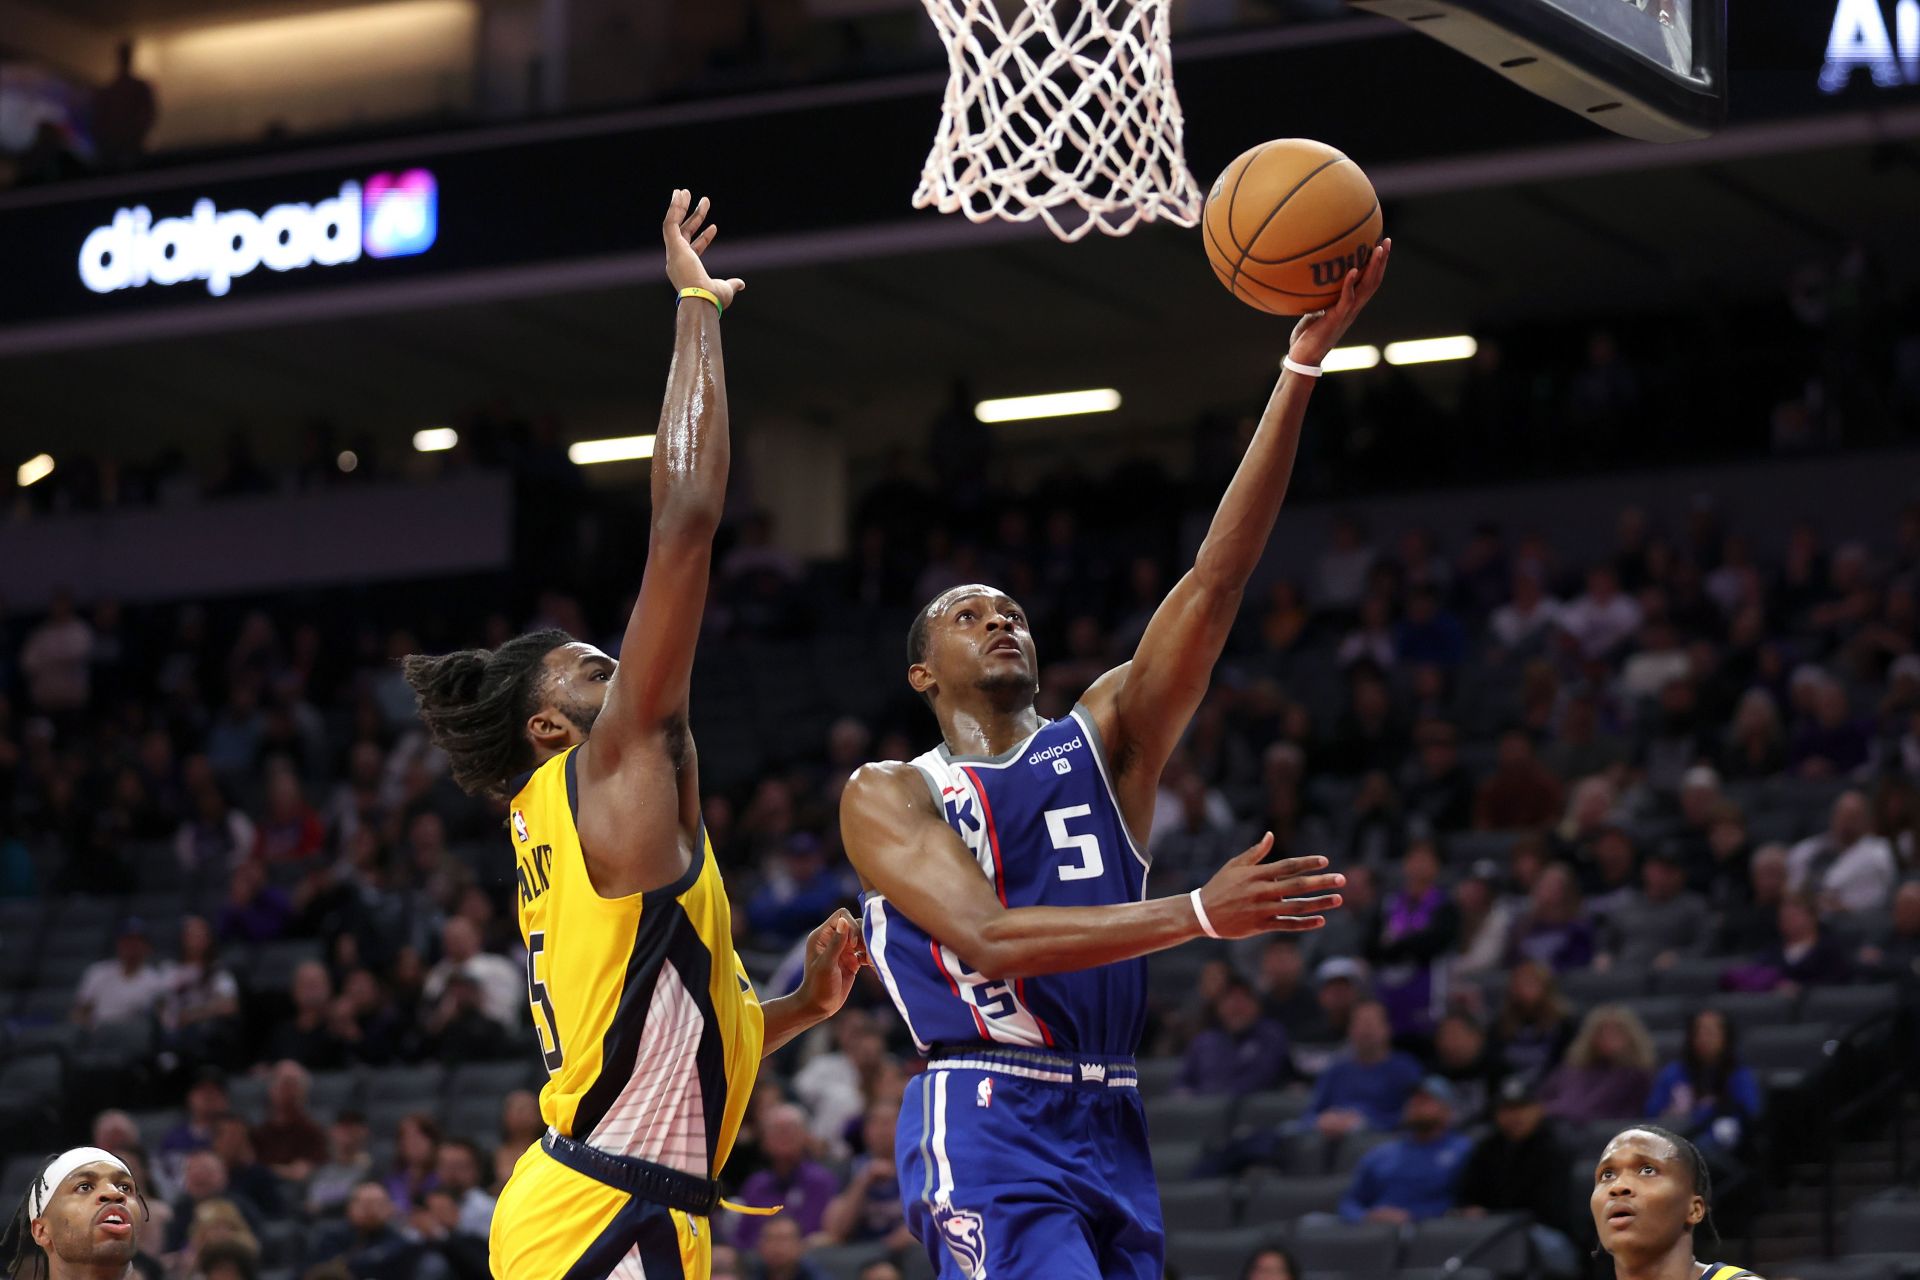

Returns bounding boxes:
[1202,139,1382,316]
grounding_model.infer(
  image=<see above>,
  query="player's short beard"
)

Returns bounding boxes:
[975,668,1038,703]
[560,691,603,738]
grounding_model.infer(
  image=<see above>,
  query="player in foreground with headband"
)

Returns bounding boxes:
[1,1148,144,1280]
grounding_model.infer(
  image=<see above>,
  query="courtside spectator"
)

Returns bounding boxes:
[1538,1004,1657,1124]
[73,917,172,1027]
[307,1112,375,1217]
[1179,975,1291,1096]
[1371,840,1457,1034]
[422,917,523,1032]
[1474,730,1565,831]
[1646,1009,1761,1157]
[730,1104,841,1248]
[751,1215,826,1280]
[1788,790,1898,915]
[1603,848,1711,970]
[1333,1077,1472,1224]
[1451,861,1514,976]
[1492,960,1574,1082]
[1457,1078,1580,1276]
[1508,863,1596,971]
[1308,1000,1424,1137]
[253,1061,328,1182]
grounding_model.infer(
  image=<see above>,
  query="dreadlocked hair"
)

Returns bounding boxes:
[3,1155,56,1280]
[402,629,572,798]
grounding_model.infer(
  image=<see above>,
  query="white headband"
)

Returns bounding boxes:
[28,1148,130,1220]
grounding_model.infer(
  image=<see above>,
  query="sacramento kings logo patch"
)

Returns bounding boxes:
[935,1206,987,1278]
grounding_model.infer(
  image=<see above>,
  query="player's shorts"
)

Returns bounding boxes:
[896,1046,1164,1280]
[490,1132,714,1280]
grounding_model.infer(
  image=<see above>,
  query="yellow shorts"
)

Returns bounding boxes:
[489,1141,709,1280]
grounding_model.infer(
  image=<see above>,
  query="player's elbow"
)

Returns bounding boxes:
[965,922,1032,980]
[651,496,724,544]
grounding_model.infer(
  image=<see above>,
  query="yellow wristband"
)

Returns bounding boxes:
[678,286,722,316]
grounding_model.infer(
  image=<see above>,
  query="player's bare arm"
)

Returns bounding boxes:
[1082,240,1391,834]
[761,908,868,1056]
[841,762,1342,979]
[572,190,747,898]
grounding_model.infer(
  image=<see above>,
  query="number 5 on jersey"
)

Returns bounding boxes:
[1047,805,1104,881]
[527,931,564,1073]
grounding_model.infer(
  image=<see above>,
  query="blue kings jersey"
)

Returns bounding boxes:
[860,706,1150,1056]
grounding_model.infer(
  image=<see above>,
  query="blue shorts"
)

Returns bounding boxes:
[895,1048,1163,1280]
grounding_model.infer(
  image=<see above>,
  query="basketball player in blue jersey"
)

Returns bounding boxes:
[840,242,1391,1280]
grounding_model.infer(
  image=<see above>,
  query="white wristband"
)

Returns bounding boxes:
[1282,355,1323,379]
[1189,888,1223,940]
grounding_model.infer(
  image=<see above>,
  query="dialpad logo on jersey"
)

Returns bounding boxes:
[78,169,438,298]
[1028,736,1083,773]
[511,810,529,843]
[935,1206,987,1279]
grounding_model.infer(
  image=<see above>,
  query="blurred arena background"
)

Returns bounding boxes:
[2,1,1920,1278]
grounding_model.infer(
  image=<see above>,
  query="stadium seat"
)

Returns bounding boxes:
[308,1069,364,1117]
[1234,1089,1309,1133]
[1288,1220,1401,1273]
[0,1053,62,1103]
[1564,967,1651,1005]
[1402,1212,1530,1272]
[1165,1227,1280,1278]
[1329,1131,1393,1174]
[1801,984,1899,1030]
[1709,990,1798,1032]
[1159,1178,1238,1231]
[228,1074,271,1123]
[1649,959,1727,997]
[1241,1174,1350,1225]
[807,1242,891,1280]
[1136,1058,1181,1098]
[1766,1260,1898,1280]
[1146,1093,1234,1144]
[1151,1140,1203,1182]
[130,1108,182,1153]
[248,939,325,994]
[448,1060,538,1099]
[84,1017,154,1065]
[1741,1023,1834,1076]
[1846,1188,1920,1255]
[1622,996,1693,1032]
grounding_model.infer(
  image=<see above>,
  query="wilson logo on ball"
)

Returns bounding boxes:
[1309,241,1374,289]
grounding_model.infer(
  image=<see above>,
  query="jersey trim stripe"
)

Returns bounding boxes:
[1068,706,1149,874]
[960,766,1055,1047]
[865,897,929,1053]
[933,938,992,1039]
[930,1070,955,1206]
[961,766,1010,908]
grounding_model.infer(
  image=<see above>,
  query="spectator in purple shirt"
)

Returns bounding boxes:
[1506,863,1596,972]
[1179,976,1292,1096]
[1789,677,1872,777]
[217,858,293,944]
[731,1103,842,1249]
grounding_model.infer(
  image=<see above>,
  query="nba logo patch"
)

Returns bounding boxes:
[1052,757,1072,775]
[976,1077,993,1108]
[935,1206,987,1279]
[511,810,530,843]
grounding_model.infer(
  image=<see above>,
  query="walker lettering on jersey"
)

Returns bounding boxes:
[515,843,554,907]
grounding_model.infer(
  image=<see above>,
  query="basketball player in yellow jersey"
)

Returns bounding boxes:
[403,191,864,1280]
[1592,1125,1764,1280]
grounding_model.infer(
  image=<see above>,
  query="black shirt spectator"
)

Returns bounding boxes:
[1457,1078,1574,1237]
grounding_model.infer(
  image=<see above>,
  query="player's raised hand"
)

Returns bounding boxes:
[1193,837,1345,939]
[662,189,746,308]
[795,907,867,1019]
[1286,237,1391,368]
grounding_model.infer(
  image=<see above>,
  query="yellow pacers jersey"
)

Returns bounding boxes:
[507,746,763,1176]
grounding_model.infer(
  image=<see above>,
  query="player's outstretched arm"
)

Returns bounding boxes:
[761,909,867,1057]
[841,763,1343,980]
[1086,242,1391,815]
[582,192,746,809]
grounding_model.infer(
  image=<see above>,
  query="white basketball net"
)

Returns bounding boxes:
[914,0,1202,242]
